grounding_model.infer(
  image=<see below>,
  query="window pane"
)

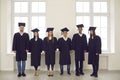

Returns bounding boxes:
[95,28,101,36]
[32,2,46,13]
[94,16,107,28]
[76,16,90,27]
[93,16,101,27]
[31,16,46,28]
[101,2,107,13]
[95,28,108,51]
[93,2,107,13]
[101,16,107,28]
[31,16,46,39]
[76,16,90,34]
[14,2,28,13]
[38,27,46,39]
[76,2,90,13]
[101,28,107,39]
[14,17,28,33]
[102,38,108,51]
[31,16,39,29]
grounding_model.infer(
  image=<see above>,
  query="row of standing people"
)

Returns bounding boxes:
[12,23,101,78]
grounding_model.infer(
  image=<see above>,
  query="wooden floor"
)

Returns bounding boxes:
[0,70,120,80]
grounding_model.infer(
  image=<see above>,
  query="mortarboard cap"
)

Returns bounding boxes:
[18,22,26,27]
[46,28,54,32]
[61,27,69,32]
[76,24,84,28]
[89,27,96,31]
[31,28,40,32]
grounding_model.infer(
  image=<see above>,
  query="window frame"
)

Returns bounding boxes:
[76,0,110,52]
[11,0,46,39]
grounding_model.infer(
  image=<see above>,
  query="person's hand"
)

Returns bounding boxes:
[84,50,87,53]
[13,51,16,53]
[56,48,59,52]
[96,53,99,55]
[41,51,45,54]
[56,48,60,54]
[26,50,29,53]
[70,50,74,54]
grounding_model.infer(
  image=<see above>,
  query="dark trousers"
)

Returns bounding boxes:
[60,65,70,73]
[47,64,54,71]
[75,60,84,73]
[92,64,99,75]
[92,56,99,75]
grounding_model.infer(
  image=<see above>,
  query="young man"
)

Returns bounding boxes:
[58,27,72,75]
[12,23,29,77]
[72,24,87,76]
[88,27,102,78]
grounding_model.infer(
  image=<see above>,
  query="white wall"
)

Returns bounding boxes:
[0,0,120,71]
[0,0,1,71]
[46,0,76,38]
[108,0,120,70]
[0,0,14,71]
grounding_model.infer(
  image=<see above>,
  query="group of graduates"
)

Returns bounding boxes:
[12,23,101,78]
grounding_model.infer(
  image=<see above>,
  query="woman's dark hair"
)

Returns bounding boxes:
[90,30,96,38]
[33,32,39,39]
[47,33,54,42]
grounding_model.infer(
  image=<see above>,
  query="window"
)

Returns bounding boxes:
[76,0,109,52]
[12,0,46,39]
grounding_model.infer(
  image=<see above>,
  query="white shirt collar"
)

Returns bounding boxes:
[49,37,52,40]
[62,36,68,41]
[19,32,24,36]
[92,36,94,39]
[79,33,83,37]
[35,37,38,41]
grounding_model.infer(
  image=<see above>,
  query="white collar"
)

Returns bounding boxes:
[19,32,24,36]
[48,37,52,40]
[92,36,94,39]
[79,33,83,37]
[35,37,38,41]
[62,36,68,41]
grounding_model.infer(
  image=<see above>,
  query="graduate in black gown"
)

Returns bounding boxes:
[43,28,57,77]
[58,27,72,75]
[72,24,87,76]
[12,23,29,77]
[29,28,43,76]
[88,27,102,78]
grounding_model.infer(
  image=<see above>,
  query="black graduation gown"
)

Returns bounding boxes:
[29,38,43,66]
[12,32,29,61]
[72,34,87,61]
[88,35,102,65]
[58,37,72,65]
[43,37,57,65]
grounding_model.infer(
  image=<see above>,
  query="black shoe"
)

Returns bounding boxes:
[17,73,21,77]
[94,74,98,78]
[76,73,80,76]
[90,73,94,76]
[60,72,63,75]
[22,73,26,77]
[80,72,84,75]
[50,74,54,77]
[68,72,71,75]
[48,74,51,77]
